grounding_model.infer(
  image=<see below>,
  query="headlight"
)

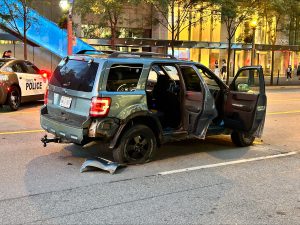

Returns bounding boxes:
[0,75,9,82]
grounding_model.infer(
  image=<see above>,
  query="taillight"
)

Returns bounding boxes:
[39,70,51,81]
[44,88,49,105]
[89,97,111,117]
[42,73,48,79]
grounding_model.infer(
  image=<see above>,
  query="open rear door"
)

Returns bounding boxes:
[179,65,217,139]
[224,66,267,137]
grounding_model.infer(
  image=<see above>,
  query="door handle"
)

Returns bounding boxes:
[19,77,22,79]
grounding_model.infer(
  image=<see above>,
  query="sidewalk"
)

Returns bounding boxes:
[266,85,300,90]
[265,76,300,86]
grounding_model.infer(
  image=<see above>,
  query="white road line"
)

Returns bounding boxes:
[158,151,298,176]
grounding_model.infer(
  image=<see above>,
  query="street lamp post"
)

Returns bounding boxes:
[250,20,257,66]
[59,0,74,55]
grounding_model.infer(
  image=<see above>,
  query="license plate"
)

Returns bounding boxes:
[60,96,72,108]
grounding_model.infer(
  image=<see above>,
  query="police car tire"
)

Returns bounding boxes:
[7,86,21,111]
[231,131,255,147]
[113,125,157,165]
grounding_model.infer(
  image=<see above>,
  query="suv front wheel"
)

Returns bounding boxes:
[231,131,255,147]
[113,125,157,164]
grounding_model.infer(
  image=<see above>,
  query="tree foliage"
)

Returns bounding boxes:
[0,0,36,59]
[75,0,141,49]
[255,0,291,84]
[215,0,258,83]
[148,0,216,56]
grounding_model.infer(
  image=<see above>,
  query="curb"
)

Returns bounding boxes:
[266,85,300,90]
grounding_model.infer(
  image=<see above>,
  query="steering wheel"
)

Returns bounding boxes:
[117,83,136,92]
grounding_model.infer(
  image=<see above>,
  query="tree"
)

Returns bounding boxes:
[0,0,36,60]
[285,1,300,45]
[257,0,288,85]
[148,0,215,56]
[75,0,140,50]
[217,0,257,84]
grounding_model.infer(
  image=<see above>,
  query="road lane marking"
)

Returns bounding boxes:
[0,130,44,135]
[267,110,300,115]
[158,151,298,176]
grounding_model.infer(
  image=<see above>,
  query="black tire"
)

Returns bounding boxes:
[113,125,157,164]
[7,86,21,111]
[231,131,255,147]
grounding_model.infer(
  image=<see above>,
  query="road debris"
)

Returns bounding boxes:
[80,157,125,174]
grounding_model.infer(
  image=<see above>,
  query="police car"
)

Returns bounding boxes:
[0,59,49,110]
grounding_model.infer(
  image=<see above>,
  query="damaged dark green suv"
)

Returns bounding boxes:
[40,52,267,164]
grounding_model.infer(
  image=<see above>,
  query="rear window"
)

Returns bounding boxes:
[50,59,99,92]
[106,64,143,92]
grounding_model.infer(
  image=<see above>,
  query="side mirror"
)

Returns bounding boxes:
[237,83,250,92]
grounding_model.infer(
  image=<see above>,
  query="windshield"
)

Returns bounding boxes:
[0,59,11,69]
[50,59,99,92]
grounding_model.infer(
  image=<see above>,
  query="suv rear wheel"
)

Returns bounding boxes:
[231,131,255,147]
[113,125,157,164]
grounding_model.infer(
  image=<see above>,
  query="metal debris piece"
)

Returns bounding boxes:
[80,157,124,174]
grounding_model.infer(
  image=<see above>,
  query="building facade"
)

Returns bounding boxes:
[1,1,299,77]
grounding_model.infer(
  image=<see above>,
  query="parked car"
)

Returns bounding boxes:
[40,52,267,164]
[0,58,49,110]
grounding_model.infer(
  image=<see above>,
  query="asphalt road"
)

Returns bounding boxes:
[0,87,299,224]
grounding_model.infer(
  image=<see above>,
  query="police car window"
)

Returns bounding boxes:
[12,63,26,73]
[106,64,143,92]
[24,62,39,74]
[2,66,13,72]
[50,59,99,92]
[180,66,202,92]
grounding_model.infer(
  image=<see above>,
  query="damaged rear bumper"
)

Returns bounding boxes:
[40,106,120,146]
[41,114,87,144]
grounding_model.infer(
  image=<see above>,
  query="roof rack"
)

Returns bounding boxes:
[76,50,105,55]
[108,52,176,59]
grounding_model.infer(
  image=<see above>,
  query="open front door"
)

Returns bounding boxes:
[224,66,267,137]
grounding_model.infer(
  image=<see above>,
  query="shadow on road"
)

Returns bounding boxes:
[62,135,250,163]
[0,100,43,113]
[155,136,250,162]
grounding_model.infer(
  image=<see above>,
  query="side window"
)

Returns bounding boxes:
[197,67,220,89]
[233,69,260,94]
[24,61,39,74]
[147,64,180,92]
[106,64,143,92]
[146,69,158,91]
[162,65,180,80]
[180,66,202,92]
[12,63,27,73]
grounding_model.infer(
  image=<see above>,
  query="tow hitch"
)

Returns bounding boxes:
[41,135,61,147]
